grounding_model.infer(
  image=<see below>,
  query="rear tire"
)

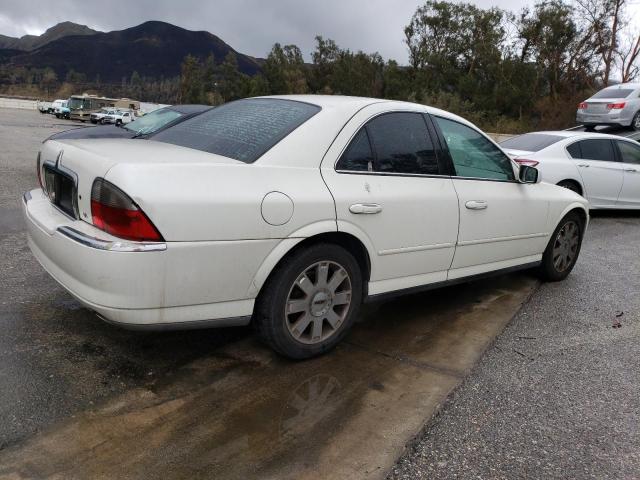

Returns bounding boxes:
[632,111,640,131]
[254,243,363,359]
[538,211,584,282]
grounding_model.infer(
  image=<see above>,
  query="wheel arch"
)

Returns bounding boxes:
[249,231,373,301]
[557,178,584,196]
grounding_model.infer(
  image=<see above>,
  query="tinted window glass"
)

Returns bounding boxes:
[366,113,439,175]
[500,133,564,152]
[566,142,582,158]
[591,88,635,99]
[153,98,320,163]
[434,116,515,181]
[617,140,640,164]
[336,129,373,171]
[575,139,616,162]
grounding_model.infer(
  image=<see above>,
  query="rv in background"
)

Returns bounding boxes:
[68,94,140,122]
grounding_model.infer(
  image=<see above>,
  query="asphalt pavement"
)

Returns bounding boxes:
[389,211,640,479]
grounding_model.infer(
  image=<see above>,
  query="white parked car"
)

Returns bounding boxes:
[501,131,640,209]
[90,108,118,124]
[103,109,134,126]
[49,99,66,114]
[576,83,640,130]
[23,96,588,359]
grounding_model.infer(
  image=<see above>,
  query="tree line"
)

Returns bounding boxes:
[1,0,638,132]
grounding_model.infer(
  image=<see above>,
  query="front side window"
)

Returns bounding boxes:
[153,98,320,163]
[572,139,616,162]
[616,140,640,164]
[434,116,515,181]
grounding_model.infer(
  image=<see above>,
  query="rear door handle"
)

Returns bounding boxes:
[349,203,383,214]
[624,168,638,173]
[577,164,590,168]
[465,200,488,210]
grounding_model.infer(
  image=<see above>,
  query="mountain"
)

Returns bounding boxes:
[0,21,263,81]
[0,22,98,51]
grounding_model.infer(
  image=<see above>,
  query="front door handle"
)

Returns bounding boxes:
[577,164,590,168]
[349,203,383,214]
[624,168,638,173]
[465,200,488,210]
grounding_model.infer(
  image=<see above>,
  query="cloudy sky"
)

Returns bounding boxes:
[0,0,639,63]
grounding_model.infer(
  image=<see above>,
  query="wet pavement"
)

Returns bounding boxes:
[0,109,539,478]
[1,109,635,479]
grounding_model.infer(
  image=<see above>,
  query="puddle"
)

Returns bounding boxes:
[0,274,537,480]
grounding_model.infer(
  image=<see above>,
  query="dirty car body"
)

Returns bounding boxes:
[23,96,589,358]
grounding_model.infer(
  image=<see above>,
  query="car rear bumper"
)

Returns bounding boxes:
[577,111,633,126]
[23,189,258,329]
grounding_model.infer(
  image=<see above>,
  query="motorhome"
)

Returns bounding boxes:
[68,94,140,122]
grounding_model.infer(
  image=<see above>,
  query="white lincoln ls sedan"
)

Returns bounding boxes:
[501,131,640,209]
[23,96,589,359]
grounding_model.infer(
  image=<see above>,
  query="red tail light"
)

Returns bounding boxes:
[90,178,163,242]
[36,152,43,189]
[607,102,626,110]
[578,102,587,110]
[515,158,539,167]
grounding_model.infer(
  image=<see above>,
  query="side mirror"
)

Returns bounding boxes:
[519,165,539,184]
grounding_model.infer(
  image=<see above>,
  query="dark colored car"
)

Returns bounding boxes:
[47,105,212,141]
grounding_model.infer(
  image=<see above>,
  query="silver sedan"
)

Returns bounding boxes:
[576,83,640,131]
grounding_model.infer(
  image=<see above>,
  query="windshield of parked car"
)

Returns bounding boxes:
[591,87,636,99]
[500,133,565,152]
[123,107,182,134]
[152,98,321,163]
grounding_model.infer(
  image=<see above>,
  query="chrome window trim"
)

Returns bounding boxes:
[57,226,167,252]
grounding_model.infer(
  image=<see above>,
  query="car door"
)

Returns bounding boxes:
[431,115,550,279]
[565,138,624,207]
[614,139,640,207]
[320,106,459,296]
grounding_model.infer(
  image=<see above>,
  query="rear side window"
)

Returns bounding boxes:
[336,112,440,175]
[566,142,582,158]
[336,129,373,171]
[434,116,515,181]
[571,139,616,162]
[616,140,640,164]
[367,113,439,175]
[500,133,564,152]
[152,98,320,163]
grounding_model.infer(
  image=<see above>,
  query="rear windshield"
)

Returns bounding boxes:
[591,87,636,99]
[152,98,321,163]
[500,133,564,152]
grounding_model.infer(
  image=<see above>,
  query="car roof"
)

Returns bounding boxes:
[518,130,634,141]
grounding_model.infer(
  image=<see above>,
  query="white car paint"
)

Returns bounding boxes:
[501,131,640,209]
[23,95,589,330]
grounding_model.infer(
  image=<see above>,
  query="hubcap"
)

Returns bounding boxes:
[634,115,640,129]
[552,220,580,272]
[285,261,352,345]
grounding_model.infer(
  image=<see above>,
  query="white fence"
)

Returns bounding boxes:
[0,97,39,110]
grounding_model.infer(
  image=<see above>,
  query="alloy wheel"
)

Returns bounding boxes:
[284,261,352,345]
[552,220,580,272]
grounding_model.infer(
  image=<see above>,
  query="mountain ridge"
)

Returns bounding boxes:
[0,22,98,51]
[0,20,263,81]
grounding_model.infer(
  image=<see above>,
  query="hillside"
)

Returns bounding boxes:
[1,21,263,81]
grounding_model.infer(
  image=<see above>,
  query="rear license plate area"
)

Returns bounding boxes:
[43,165,77,218]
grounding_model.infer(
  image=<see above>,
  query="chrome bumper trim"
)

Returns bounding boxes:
[57,226,167,252]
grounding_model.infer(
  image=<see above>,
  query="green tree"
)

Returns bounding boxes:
[263,43,309,94]
[180,54,205,103]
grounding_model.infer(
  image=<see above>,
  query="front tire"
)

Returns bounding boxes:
[538,212,584,282]
[254,243,363,359]
[557,180,582,195]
